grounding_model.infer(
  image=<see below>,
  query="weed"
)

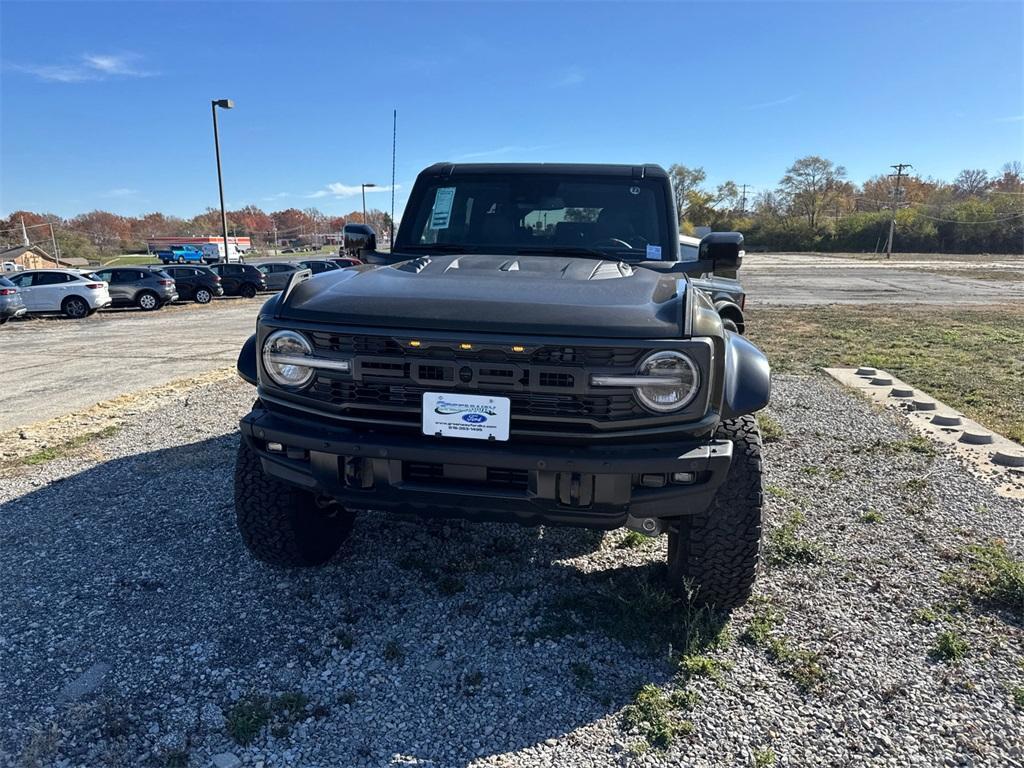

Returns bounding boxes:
[957,541,1024,615]
[679,654,731,683]
[801,465,822,476]
[162,750,189,768]
[753,746,777,767]
[911,606,939,624]
[18,425,122,467]
[765,485,794,500]
[332,629,354,650]
[338,691,357,706]
[668,688,700,710]
[1012,686,1024,710]
[860,509,884,524]
[619,530,650,549]
[827,467,846,481]
[570,662,594,689]
[756,412,785,443]
[742,605,825,692]
[622,684,694,750]
[383,640,405,664]
[464,670,484,688]
[225,697,270,746]
[741,602,781,647]
[854,436,936,458]
[766,511,823,566]
[930,630,969,662]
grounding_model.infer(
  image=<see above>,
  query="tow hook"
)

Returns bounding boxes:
[625,514,665,537]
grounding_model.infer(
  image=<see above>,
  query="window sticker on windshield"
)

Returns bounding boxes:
[429,187,456,230]
[646,244,663,260]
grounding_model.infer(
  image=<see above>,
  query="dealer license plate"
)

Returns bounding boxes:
[422,392,511,441]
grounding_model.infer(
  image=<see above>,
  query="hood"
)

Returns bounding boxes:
[276,253,687,338]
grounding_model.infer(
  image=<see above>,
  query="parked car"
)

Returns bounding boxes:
[342,223,376,257]
[91,266,178,311]
[157,245,205,265]
[680,234,746,333]
[4,269,112,318]
[3,261,26,273]
[233,161,770,611]
[162,265,224,304]
[255,262,302,291]
[0,275,28,325]
[295,259,341,276]
[328,256,363,268]
[207,262,267,297]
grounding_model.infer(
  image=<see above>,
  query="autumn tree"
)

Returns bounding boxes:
[667,164,706,222]
[779,156,848,229]
[953,168,990,197]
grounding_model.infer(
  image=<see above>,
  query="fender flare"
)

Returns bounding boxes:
[720,332,770,419]
[713,299,745,333]
[237,333,258,386]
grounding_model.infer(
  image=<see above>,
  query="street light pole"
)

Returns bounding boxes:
[211,99,234,261]
[361,182,376,225]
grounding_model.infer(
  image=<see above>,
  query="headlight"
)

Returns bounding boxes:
[262,330,315,388]
[635,351,699,412]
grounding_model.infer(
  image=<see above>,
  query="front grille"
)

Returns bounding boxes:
[404,461,529,491]
[289,331,673,434]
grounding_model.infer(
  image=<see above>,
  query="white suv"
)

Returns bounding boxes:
[5,269,112,319]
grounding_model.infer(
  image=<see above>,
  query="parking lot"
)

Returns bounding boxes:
[2,253,1022,767]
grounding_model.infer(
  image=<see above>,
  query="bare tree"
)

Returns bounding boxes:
[953,168,990,197]
[779,156,847,229]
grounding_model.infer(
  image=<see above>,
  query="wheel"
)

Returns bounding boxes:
[194,288,213,304]
[721,317,739,334]
[240,283,258,299]
[665,414,763,610]
[0,316,7,326]
[177,256,186,264]
[61,296,90,319]
[234,437,355,566]
[136,291,159,311]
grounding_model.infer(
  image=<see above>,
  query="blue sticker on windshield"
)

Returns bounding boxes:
[646,244,662,260]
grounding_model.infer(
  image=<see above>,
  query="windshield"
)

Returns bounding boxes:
[397,174,670,260]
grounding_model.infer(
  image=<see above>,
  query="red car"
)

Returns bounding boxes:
[328,256,363,268]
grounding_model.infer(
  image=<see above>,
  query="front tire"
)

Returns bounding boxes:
[62,296,90,319]
[240,283,258,299]
[665,414,763,610]
[234,438,355,566]
[137,291,159,311]
[195,288,213,304]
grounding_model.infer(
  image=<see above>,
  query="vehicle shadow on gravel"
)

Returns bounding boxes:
[2,433,696,766]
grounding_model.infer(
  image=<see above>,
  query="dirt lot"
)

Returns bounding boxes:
[1,374,1021,767]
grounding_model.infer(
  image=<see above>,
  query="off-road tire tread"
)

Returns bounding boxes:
[234,438,354,566]
[667,414,763,610]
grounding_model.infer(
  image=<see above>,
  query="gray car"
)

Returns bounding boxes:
[0,275,28,325]
[256,262,302,291]
[91,266,178,311]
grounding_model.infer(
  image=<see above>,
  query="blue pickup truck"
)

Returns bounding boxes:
[157,245,206,265]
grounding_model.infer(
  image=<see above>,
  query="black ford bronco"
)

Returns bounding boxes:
[235,163,770,609]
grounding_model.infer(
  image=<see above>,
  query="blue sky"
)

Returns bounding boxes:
[1,1,1022,220]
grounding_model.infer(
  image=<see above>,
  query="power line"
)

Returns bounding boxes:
[885,163,912,259]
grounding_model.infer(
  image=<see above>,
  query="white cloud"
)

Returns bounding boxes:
[306,182,397,199]
[993,114,1024,123]
[14,53,154,83]
[553,66,585,88]
[743,94,800,110]
[101,188,139,198]
[454,144,555,161]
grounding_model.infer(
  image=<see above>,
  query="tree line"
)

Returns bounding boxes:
[0,206,395,262]
[670,158,1023,253]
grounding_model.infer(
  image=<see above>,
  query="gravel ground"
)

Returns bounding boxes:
[1,374,1021,767]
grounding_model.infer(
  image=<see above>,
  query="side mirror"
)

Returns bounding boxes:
[366,232,377,253]
[698,232,744,271]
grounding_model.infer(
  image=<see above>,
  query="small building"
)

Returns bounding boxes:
[0,244,89,270]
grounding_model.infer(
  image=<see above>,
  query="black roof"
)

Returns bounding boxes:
[420,162,669,179]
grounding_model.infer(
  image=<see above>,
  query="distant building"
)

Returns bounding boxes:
[0,244,89,270]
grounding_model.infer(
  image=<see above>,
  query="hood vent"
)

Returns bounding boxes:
[589,261,634,280]
[396,256,432,273]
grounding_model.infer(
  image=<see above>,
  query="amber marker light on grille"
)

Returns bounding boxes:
[459,343,473,350]
[409,340,421,347]
[512,345,525,353]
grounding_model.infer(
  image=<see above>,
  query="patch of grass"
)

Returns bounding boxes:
[17,425,122,467]
[765,484,795,500]
[570,662,594,689]
[1011,686,1024,710]
[930,630,970,662]
[678,654,731,683]
[741,601,781,646]
[619,530,650,549]
[745,305,1024,444]
[622,684,694,750]
[756,411,785,443]
[911,606,940,624]
[741,602,825,692]
[853,436,937,458]
[801,465,822,476]
[382,640,405,664]
[860,509,884,524]
[225,697,271,746]
[766,511,823,566]
[753,746,777,767]
[162,750,189,768]
[955,541,1024,615]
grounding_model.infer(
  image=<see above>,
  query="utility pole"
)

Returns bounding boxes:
[739,184,750,214]
[886,163,912,259]
[391,109,397,247]
[49,222,62,266]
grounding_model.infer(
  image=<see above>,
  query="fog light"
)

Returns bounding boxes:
[267,441,284,453]
[671,472,696,484]
[640,474,667,488]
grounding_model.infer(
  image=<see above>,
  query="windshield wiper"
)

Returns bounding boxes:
[400,243,471,253]
[515,246,626,260]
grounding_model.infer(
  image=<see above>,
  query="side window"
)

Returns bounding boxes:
[34,272,68,286]
[228,265,244,275]
[8,273,34,287]
[94,270,113,283]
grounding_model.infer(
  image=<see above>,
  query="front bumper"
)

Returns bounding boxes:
[240,405,733,529]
